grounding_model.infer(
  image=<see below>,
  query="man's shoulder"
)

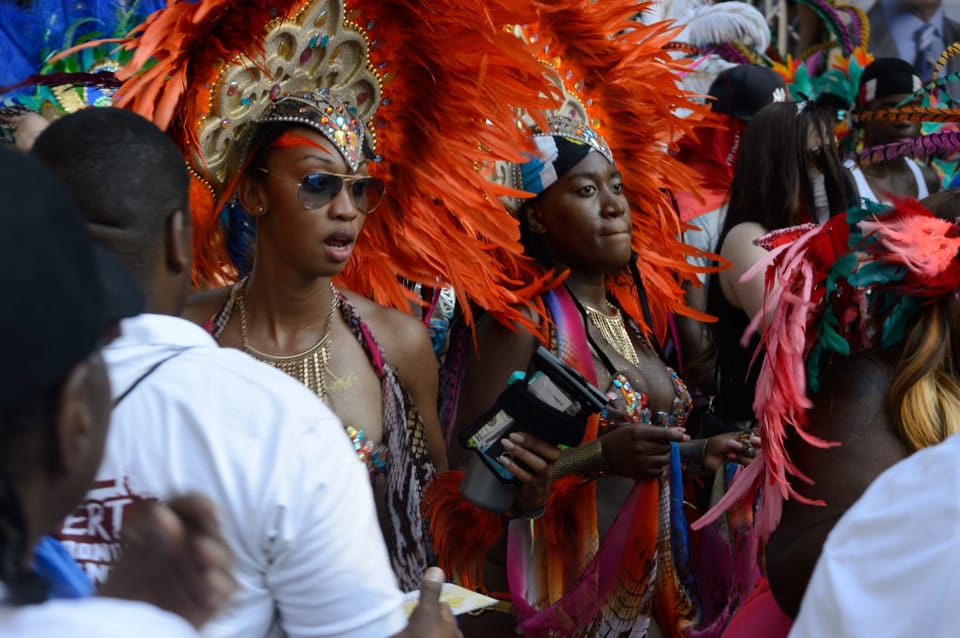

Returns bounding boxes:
[112,332,341,440]
[0,599,198,638]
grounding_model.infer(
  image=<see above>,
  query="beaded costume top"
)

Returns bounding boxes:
[206,284,390,478]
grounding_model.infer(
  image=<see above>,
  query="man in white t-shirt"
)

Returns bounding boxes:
[33,108,459,638]
[0,149,220,637]
[791,434,960,638]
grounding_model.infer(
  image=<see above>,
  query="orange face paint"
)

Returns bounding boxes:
[270,132,331,152]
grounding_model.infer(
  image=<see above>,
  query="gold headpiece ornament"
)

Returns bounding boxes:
[192,0,380,196]
[495,67,614,214]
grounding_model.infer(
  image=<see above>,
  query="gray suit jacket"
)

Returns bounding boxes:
[868,4,960,100]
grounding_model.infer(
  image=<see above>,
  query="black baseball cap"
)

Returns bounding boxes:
[0,148,143,409]
[708,64,788,121]
[857,57,921,105]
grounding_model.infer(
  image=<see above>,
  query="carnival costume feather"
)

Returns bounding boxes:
[496,3,716,341]
[848,33,960,176]
[75,0,631,593]
[693,200,960,548]
[92,0,574,330]
[665,2,772,101]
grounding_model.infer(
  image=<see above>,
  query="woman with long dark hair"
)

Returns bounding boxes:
[707,101,854,430]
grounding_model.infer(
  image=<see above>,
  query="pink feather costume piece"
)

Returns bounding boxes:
[695,201,960,551]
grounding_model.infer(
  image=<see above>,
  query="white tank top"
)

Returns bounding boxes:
[845,157,930,205]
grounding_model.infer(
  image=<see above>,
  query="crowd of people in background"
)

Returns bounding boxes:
[2,0,960,637]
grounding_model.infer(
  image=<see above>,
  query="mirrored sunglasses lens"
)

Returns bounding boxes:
[352,177,385,213]
[298,173,342,210]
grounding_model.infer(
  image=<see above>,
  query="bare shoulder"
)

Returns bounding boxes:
[183,287,232,325]
[339,289,432,369]
[720,222,768,257]
[473,309,541,362]
[785,349,906,507]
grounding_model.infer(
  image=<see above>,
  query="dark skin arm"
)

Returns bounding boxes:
[451,314,697,492]
[765,353,909,617]
[449,314,560,511]
[380,306,449,472]
[449,314,540,470]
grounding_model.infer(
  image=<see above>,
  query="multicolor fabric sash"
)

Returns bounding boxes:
[506,286,757,637]
[506,286,661,636]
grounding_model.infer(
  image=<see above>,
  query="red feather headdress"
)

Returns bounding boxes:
[97,0,578,326]
[489,2,715,343]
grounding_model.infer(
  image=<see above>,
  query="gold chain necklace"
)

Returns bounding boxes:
[238,282,340,403]
[583,303,640,367]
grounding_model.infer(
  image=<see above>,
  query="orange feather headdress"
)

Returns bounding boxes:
[486,3,715,343]
[98,0,574,325]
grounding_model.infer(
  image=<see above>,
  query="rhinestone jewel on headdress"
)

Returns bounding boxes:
[259,92,369,172]
[540,115,614,165]
[189,0,381,201]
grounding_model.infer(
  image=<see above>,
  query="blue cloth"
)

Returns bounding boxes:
[32,536,95,599]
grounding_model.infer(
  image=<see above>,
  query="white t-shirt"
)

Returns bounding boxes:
[56,315,406,638]
[0,596,198,637]
[791,433,960,638]
[682,202,727,285]
[845,157,930,206]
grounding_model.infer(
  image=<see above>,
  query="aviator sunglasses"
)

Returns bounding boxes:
[257,168,385,214]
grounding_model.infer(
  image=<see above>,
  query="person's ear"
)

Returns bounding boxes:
[165,210,191,274]
[237,171,268,217]
[526,205,548,234]
[52,359,98,476]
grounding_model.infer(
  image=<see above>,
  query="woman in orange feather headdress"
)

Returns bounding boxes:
[99,0,571,593]
[426,4,760,637]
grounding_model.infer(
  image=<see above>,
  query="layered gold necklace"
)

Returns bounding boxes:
[583,303,639,367]
[238,282,340,403]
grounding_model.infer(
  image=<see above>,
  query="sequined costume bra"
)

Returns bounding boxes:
[204,283,389,477]
[601,367,691,431]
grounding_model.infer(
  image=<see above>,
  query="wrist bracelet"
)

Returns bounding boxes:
[555,439,606,477]
[678,439,708,467]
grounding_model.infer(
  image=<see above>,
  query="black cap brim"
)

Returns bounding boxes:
[93,246,145,323]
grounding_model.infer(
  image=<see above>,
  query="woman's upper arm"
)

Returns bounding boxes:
[447,315,539,469]
[719,222,771,320]
[390,317,449,472]
[766,354,908,616]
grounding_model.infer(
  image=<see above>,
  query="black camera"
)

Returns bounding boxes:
[458,346,607,512]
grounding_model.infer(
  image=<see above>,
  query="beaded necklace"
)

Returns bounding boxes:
[238,280,340,403]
